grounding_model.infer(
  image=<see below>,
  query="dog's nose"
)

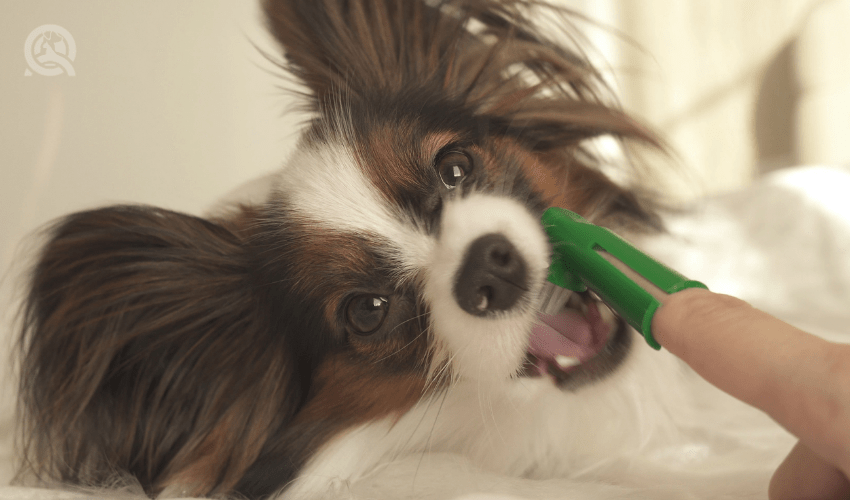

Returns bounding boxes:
[453,233,528,316]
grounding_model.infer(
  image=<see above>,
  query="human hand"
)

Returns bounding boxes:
[652,288,850,500]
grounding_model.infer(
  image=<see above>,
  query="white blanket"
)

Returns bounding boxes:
[2,165,848,499]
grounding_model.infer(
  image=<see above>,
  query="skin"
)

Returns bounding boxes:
[652,288,850,500]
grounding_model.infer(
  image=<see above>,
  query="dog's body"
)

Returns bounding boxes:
[14,1,736,499]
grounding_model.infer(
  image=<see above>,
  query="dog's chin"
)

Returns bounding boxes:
[519,292,632,391]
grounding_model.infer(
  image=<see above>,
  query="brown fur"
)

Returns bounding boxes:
[16,207,296,495]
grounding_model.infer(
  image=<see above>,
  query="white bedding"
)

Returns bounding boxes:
[2,165,848,499]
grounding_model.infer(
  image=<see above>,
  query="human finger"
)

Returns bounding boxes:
[651,288,850,478]
[769,440,850,500]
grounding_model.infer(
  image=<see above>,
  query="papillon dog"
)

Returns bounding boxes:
[16,0,688,498]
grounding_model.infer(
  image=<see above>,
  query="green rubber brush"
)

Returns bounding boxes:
[540,207,708,350]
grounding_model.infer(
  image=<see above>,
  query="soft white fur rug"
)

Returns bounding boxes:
[1,165,848,500]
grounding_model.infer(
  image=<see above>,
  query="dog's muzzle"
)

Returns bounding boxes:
[453,233,528,316]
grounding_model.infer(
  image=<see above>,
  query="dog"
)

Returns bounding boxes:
[15,1,689,498]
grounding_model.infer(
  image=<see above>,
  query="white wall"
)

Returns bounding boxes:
[1,1,301,260]
[0,6,302,295]
[567,0,850,198]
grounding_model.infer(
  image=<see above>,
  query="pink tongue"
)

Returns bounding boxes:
[529,301,608,364]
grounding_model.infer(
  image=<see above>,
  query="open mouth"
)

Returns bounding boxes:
[521,289,632,390]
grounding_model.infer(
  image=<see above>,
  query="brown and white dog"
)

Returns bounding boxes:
[15,1,689,498]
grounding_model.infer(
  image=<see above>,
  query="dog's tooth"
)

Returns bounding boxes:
[580,299,589,316]
[555,355,581,369]
[476,294,489,311]
[566,291,582,311]
[598,302,615,321]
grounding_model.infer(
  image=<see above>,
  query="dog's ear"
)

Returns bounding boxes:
[263,0,468,107]
[457,1,667,228]
[17,206,298,496]
[264,0,664,226]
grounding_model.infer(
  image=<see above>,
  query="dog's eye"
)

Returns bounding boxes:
[437,151,471,189]
[346,294,390,335]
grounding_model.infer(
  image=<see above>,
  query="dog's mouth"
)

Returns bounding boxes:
[521,290,631,390]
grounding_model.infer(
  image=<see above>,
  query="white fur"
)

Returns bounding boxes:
[424,193,550,382]
[275,422,402,499]
[275,140,435,282]
[279,339,745,500]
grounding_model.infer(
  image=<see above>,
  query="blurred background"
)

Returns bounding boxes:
[1,0,849,485]
[572,0,850,194]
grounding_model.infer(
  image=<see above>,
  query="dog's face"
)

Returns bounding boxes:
[262,94,632,390]
[265,97,549,381]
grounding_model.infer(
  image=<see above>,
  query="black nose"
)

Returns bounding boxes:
[453,233,528,316]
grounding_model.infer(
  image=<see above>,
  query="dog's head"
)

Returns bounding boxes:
[17,1,662,498]
[258,0,660,382]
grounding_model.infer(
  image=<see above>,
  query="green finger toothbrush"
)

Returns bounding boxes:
[541,207,708,350]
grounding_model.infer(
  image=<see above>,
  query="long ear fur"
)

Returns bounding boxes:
[16,206,297,496]
[264,0,665,227]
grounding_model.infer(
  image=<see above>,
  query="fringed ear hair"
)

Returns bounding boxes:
[437,1,667,228]
[264,0,665,227]
[17,206,296,497]
[263,0,472,108]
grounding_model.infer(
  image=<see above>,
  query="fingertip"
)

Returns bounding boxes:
[769,441,850,500]
[651,288,748,356]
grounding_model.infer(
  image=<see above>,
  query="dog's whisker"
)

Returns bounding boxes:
[412,377,451,491]
[423,345,455,396]
[393,384,447,466]
[371,313,431,364]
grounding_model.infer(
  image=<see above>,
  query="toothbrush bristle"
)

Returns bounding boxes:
[538,281,574,315]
